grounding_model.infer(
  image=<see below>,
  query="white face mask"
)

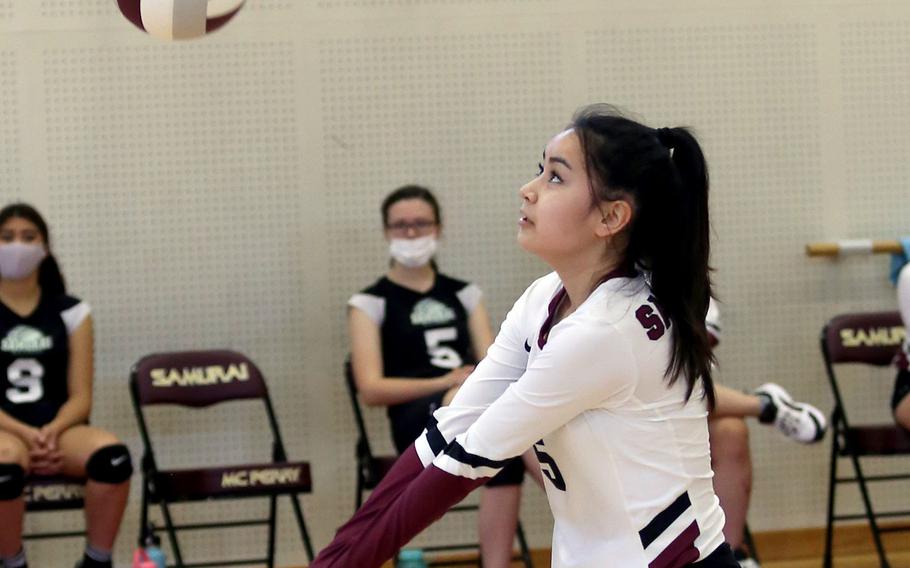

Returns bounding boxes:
[0,242,47,280]
[389,235,438,268]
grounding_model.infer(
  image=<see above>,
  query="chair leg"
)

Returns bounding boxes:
[140,477,150,545]
[289,492,315,561]
[267,495,278,568]
[515,520,533,568]
[824,434,839,568]
[743,523,759,564]
[848,452,891,568]
[158,499,185,568]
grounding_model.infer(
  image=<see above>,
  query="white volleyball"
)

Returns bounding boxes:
[117,0,245,41]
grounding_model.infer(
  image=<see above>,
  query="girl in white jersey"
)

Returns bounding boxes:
[313,105,739,567]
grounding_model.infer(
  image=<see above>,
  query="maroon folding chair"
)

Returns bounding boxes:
[130,350,314,568]
[22,476,86,542]
[821,311,910,568]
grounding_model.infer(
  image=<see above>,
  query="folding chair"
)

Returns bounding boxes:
[821,311,910,568]
[131,350,314,568]
[344,361,534,567]
[22,476,86,542]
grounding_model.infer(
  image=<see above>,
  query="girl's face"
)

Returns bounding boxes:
[384,198,440,241]
[518,129,616,265]
[0,217,45,248]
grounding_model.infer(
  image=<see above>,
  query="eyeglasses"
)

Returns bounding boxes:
[385,220,437,236]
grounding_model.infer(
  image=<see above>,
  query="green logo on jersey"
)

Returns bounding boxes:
[1,325,53,354]
[410,298,456,326]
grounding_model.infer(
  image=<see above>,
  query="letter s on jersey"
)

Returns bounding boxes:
[636,304,665,340]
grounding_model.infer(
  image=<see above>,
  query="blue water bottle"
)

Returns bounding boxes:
[397,548,428,568]
[144,533,167,568]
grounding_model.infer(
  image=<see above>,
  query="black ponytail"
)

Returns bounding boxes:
[0,203,67,296]
[571,105,715,409]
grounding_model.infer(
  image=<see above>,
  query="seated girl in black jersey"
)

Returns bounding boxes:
[317,106,741,567]
[0,204,132,568]
[348,185,539,568]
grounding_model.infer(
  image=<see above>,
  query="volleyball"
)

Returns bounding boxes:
[116,0,245,41]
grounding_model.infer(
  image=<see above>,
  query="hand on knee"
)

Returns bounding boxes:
[85,445,133,484]
[0,463,25,500]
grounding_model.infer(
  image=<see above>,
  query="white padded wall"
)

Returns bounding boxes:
[0,49,22,200]
[0,0,909,566]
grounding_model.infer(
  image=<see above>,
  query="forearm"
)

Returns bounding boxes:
[48,396,91,431]
[361,376,451,406]
[711,385,761,419]
[312,445,485,567]
[0,409,30,437]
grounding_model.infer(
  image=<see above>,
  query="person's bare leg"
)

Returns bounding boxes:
[521,450,544,489]
[58,426,130,551]
[713,385,762,419]
[479,484,521,568]
[708,417,751,551]
[896,392,910,430]
[0,431,28,558]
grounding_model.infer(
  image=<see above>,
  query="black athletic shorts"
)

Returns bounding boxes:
[389,393,525,487]
[690,543,739,567]
[1,400,63,428]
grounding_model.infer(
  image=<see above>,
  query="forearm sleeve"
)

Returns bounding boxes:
[311,446,486,568]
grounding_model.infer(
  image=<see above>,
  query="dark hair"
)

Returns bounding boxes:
[570,104,715,408]
[0,203,67,296]
[381,185,442,227]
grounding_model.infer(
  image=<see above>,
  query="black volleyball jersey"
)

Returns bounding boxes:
[348,274,482,379]
[0,293,90,427]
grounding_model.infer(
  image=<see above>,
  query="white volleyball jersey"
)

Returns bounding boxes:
[898,264,910,369]
[415,271,726,568]
[706,297,721,347]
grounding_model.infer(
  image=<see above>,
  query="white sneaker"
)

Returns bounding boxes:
[738,557,761,568]
[754,383,827,444]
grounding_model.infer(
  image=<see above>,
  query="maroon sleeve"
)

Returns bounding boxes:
[311,445,487,568]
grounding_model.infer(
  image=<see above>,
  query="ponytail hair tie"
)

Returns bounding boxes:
[656,127,675,156]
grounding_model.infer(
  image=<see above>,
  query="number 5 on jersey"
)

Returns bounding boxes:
[534,439,566,491]
[424,327,463,369]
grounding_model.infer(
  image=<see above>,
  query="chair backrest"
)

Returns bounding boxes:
[132,350,268,408]
[821,311,905,366]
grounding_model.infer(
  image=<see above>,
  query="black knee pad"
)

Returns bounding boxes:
[0,463,25,500]
[86,444,133,484]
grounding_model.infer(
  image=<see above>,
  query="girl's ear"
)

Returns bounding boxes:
[595,200,633,238]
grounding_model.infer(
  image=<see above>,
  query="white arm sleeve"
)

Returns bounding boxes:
[456,283,483,314]
[348,293,385,325]
[430,316,638,478]
[61,301,91,335]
